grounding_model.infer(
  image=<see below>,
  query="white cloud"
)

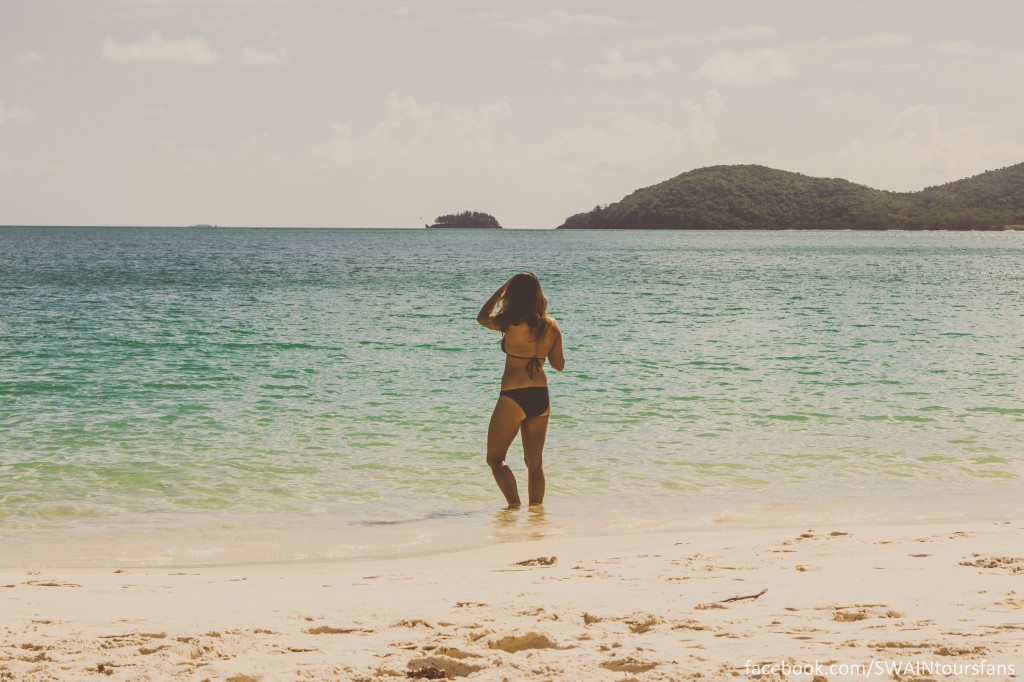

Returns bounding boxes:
[308,89,728,226]
[595,49,675,79]
[683,90,725,146]
[531,10,635,32]
[16,51,47,65]
[835,33,914,51]
[448,10,646,39]
[700,25,780,45]
[240,46,290,66]
[792,33,1024,78]
[549,103,719,171]
[815,105,1024,191]
[626,24,779,51]
[315,92,513,170]
[371,5,413,18]
[880,105,990,181]
[0,101,35,123]
[128,133,287,187]
[793,33,915,75]
[316,88,723,178]
[101,32,222,66]
[923,39,1024,72]
[534,90,727,218]
[309,93,524,225]
[122,0,284,5]
[548,117,685,170]
[156,138,221,170]
[698,47,796,85]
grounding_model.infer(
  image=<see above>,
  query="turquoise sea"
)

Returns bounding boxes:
[1,227,1022,567]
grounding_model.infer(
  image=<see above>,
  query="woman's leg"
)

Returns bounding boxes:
[487,397,525,506]
[520,413,549,505]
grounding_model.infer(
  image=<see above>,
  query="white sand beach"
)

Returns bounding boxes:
[3,519,1022,681]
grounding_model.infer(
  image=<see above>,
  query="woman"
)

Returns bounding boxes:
[477,273,565,507]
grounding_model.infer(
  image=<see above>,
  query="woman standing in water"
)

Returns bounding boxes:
[477,273,566,507]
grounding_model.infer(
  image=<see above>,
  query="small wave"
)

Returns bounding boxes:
[350,509,480,527]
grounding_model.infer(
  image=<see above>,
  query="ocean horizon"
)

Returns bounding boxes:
[2,226,1021,567]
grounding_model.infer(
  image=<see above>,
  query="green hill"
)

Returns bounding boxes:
[557,163,1024,230]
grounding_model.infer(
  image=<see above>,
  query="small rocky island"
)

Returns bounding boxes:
[426,211,502,229]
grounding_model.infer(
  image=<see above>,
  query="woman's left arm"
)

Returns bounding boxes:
[477,278,510,330]
[547,319,566,371]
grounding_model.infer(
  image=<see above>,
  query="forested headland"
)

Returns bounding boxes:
[557,164,1024,230]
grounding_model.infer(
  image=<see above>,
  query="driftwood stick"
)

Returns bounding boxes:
[714,588,767,604]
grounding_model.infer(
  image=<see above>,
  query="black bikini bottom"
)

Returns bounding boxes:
[500,386,550,419]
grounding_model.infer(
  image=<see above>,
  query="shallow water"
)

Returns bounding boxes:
[1,227,1022,566]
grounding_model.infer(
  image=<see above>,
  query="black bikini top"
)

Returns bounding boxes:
[501,336,543,378]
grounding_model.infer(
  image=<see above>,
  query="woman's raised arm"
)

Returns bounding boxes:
[477,278,511,330]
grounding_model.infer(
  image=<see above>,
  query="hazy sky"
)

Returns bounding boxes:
[2,0,1023,227]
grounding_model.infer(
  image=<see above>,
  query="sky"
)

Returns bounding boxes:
[2,0,1023,228]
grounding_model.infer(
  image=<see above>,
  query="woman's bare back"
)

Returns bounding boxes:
[500,320,563,390]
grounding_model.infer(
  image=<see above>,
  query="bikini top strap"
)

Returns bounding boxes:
[501,335,541,359]
[500,335,544,378]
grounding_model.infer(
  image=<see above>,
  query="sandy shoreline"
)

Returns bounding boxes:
[3,520,1023,681]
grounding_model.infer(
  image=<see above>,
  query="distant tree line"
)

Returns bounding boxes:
[427,211,502,229]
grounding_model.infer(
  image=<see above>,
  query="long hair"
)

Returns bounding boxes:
[494,272,550,340]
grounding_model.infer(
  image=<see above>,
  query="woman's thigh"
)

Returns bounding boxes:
[519,414,549,467]
[487,396,524,461]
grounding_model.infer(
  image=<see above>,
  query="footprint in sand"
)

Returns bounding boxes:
[601,656,659,673]
[434,647,479,660]
[304,626,367,635]
[407,665,452,680]
[934,645,989,656]
[392,619,433,629]
[408,656,482,678]
[465,629,492,643]
[22,580,80,588]
[834,610,870,622]
[512,556,557,567]
[672,619,710,632]
[959,556,1024,573]
[832,606,903,622]
[624,615,662,634]
[780,530,817,546]
[488,632,564,653]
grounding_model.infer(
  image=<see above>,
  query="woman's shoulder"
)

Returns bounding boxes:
[537,317,560,344]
